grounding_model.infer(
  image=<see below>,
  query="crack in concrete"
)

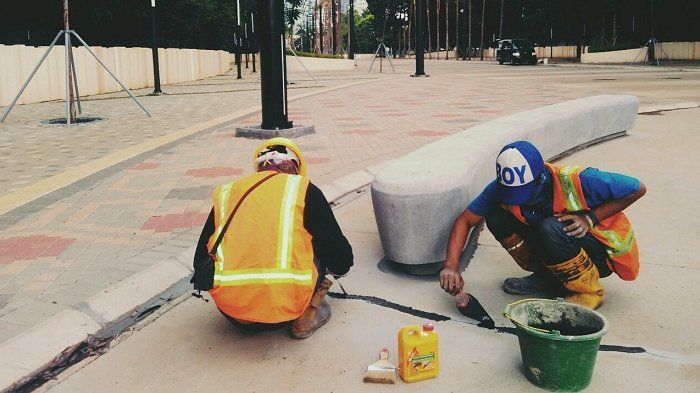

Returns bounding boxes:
[328,290,650,357]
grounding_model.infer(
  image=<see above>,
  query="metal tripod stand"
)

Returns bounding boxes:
[1,30,150,126]
[629,37,673,66]
[287,47,319,83]
[368,43,396,73]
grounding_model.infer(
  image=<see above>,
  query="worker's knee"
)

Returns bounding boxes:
[533,217,580,263]
[485,209,516,240]
[534,217,570,243]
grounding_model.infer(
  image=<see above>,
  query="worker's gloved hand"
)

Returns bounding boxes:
[439,268,464,296]
[555,213,592,238]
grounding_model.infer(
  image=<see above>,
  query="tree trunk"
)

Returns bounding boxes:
[612,11,617,46]
[290,21,295,48]
[437,0,441,59]
[499,0,504,38]
[408,0,413,57]
[313,4,318,53]
[63,0,76,122]
[336,0,343,54]
[445,0,449,59]
[479,0,485,60]
[427,0,432,58]
[455,0,459,59]
[467,0,472,59]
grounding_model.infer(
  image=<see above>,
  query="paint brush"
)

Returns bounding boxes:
[362,348,397,384]
[455,292,496,329]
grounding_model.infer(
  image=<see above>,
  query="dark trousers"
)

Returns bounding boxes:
[485,208,612,278]
[220,258,327,332]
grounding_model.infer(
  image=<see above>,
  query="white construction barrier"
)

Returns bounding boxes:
[0,44,232,106]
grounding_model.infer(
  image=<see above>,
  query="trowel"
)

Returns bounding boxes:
[454,292,496,329]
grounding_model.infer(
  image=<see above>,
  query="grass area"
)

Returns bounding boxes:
[286,50,343,59]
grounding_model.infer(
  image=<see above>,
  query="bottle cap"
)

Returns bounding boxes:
[422,323,434,332]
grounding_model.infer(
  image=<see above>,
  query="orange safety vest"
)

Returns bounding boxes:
[505,163,640,281]
[208,171,318,323]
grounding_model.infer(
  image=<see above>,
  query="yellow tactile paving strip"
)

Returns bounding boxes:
[0,77,398,217]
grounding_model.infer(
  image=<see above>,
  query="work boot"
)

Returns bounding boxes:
[502,271,562,295]
[498,233,544,272]
[546,249,605,310]
[290,278,333,339]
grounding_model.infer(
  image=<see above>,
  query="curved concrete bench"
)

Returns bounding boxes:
[371,95,639,274]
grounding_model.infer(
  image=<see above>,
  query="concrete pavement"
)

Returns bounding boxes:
[1,59,700,390]
[38,106,700,392]
[1,59,588,344]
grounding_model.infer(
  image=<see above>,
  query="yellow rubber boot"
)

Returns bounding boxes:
[547,249,605,310]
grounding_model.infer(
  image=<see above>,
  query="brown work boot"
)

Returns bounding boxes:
[290,278,333,339]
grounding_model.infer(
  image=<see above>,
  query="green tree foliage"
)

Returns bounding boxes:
[354,12,377,53]
[1,0,698,53]
[361,0,699,55]
[285,0,304,32]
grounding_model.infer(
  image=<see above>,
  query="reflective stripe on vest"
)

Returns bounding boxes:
[595,227,635,257]
[212,175,313,286]
[558,165,585,212]
[214,182,233,272]
[555,165,635,258]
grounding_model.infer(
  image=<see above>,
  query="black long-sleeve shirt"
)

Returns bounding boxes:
[194,182,353,275]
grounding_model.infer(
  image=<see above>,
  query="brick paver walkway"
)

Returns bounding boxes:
[1,58,697,343]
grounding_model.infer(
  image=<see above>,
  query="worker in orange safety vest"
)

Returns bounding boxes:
[193,138,353,338]
[440,141,646,309]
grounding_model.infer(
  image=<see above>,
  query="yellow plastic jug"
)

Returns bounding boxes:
[398,323,439,383]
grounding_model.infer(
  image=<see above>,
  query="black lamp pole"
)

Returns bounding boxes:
[251,12,257,73]
[348,0,356,59]
[150,0,162,94]
[259,0,291,129]
[413,0,426,76]
[235,0,242,79]
[245,22,250,68]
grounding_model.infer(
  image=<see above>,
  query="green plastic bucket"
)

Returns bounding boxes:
[504,298,609,392]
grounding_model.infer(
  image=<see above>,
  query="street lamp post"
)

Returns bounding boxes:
[259,0,290,130]
[412,0,426,76]
[348,0,356,59]
[150,0,162,94]
[235,0,242,79]
[251,12,257,73]
[245,22,250,68]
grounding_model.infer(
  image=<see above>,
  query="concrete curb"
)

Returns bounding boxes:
[551,63,700,72]
[235,124,316,139]
[0,168,378,392]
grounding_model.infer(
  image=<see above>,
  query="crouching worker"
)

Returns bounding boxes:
[191,138,353,338]
[440,141,645,309]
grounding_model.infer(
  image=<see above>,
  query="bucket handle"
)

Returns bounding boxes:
[503,298,563,335]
